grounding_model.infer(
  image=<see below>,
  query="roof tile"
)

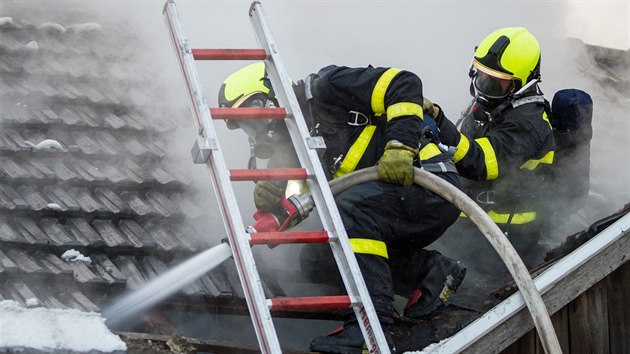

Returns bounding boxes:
[93,188,126,214]
[72,261,105,284]
[66,218,105,246]
[91,254,127,285]
[92,219,134,248]
[0,218,22,243]
[0,184,29,209]
[14,217,51,245]
[113,255,147,290]
[0,249,19,273]
[117,220,156,249]
[7,249,45,274]
[39,218,79,247]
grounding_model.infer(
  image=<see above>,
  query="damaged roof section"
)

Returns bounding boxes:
[0,13,260,324]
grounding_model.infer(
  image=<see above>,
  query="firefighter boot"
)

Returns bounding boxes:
[404,251,466,319]
[309,319,396,353]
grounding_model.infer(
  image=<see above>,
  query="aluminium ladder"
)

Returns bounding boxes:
[163,1,390,353]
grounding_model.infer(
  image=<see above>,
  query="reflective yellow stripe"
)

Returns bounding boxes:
[419,143,442,160]
[371,68,401,115]
[386,102,423,121]
[475,137,499,180]
[454,134,469,163]
[460,210,537,224]
[349,238,388,259]
[487,210,537,224]
[520,150,555,170]
[333,125,377,178]
[542,111,552,129]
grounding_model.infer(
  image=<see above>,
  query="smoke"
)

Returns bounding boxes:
[4,0,627,350]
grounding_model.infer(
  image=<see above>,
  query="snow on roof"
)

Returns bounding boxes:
[0,300,126,353]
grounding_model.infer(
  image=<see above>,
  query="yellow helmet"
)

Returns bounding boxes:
[218,62,272,108]
[471,27,541,98]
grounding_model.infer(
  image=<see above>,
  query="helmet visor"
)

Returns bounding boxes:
[473,70,517,99]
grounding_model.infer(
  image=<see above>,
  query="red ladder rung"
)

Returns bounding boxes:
[230,168,307,181]
[210,107,287,120]
[250,231,330,246]
[270,296,352,312]
[192,49,267,60]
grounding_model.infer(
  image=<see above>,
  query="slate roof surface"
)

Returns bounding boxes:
[0,13,253,318]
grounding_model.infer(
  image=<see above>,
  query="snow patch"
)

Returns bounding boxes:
[0,17,17,28]
[25,139,65,151]
[39,22,66,33]
[46,203,62,211]
[61,249,92,265]
[404,338,450,353]
[0,300,126,352]
[24,40,39,51]
[25,298,41,308]
[68,23,102,33]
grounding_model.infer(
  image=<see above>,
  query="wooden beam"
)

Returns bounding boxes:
[607,261,630,354]
[569,281,610,353]
[427,213,630,353]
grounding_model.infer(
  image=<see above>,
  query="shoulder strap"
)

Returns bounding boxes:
[511,95,546,108]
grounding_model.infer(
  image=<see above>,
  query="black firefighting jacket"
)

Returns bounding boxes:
[436,95,556,228]
[294,65,455,180]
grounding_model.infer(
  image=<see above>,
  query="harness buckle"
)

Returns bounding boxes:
[347,111,370,126]
[476,190,496,205]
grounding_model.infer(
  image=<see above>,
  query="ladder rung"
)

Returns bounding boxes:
[192,49,267,60]
[250,231,330,246]
[230,168,307,181]
[210,107,287,120]
[270,296,352,312]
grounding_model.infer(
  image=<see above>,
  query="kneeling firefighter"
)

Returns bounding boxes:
[219,62,467,353]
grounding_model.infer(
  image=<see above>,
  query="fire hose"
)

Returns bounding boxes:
[328,166,562,354]
[106,166,561,353]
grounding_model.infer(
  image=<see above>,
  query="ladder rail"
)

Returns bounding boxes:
[248,2,391,353]
[163,1,282,352]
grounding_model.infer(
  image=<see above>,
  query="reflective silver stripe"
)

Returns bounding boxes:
[422,161,458,174]
[512,95,545,108]
[304,74,315,101]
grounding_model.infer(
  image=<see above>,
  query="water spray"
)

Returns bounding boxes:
[102,242,232,328]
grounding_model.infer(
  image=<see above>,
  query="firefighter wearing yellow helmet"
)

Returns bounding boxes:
[221,62,467,353]
[429,27,555,270]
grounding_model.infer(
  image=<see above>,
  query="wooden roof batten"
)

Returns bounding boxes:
[427,213,630,353]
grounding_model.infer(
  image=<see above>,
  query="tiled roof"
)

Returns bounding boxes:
[0,12,255,320]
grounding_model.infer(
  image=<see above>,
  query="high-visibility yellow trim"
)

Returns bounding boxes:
[460,210,537,224]
[475,137,499,180]
[333,125,377,178]
[386,102,423,121]
[419,143,442,160]
[349,238,389,259]
[487,210,537,224]
[371,68,401,115]
[542,111,551,128]
[454,134,470,163]
[520,150,555,170]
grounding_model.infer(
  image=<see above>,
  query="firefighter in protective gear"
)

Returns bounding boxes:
[219,63,466,353]
[219,62,296,210]
[432,27,555,272]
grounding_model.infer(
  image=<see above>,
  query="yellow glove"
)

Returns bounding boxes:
[253,180,287,210]
[378,140,418,186]
[422,97,440,118]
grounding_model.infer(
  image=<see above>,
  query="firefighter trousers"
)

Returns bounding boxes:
[334,172,461,316]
